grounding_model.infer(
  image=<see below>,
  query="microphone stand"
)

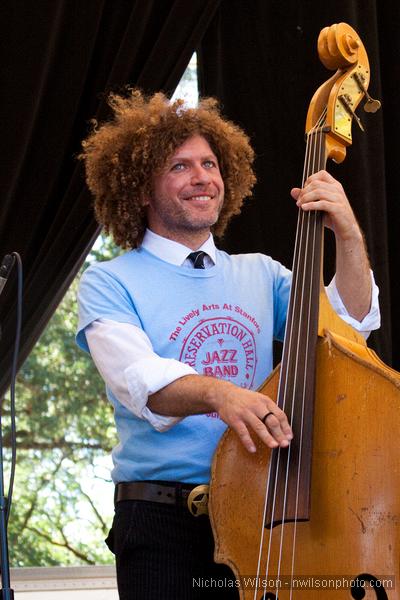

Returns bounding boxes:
[0,330,14,599]
[0,416,13,599]
[0,254,17,599]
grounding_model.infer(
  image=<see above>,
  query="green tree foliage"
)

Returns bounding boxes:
[4,235,120,566]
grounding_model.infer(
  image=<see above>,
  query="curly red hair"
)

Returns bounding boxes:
[80,89,256,248]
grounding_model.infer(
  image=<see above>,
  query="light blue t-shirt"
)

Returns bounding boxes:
[76,247,291,484]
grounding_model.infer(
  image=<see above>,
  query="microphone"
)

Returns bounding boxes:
[0,255,15,296]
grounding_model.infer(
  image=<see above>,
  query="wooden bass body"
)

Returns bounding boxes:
[210,305,400,599]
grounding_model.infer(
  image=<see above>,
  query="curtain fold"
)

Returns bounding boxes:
[198,0,398,367]
[0,0,220,398]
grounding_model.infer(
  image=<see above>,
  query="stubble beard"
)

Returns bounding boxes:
[162,199,222,235]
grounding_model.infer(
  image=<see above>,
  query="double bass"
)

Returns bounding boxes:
[209,23,400,599]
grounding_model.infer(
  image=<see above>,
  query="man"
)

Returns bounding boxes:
[76,90,380,599]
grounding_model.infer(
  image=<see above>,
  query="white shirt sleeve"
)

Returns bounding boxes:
[325,270,380,338]
[85,319,198,431]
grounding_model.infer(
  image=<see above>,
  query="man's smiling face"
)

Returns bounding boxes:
[144,135,225,248]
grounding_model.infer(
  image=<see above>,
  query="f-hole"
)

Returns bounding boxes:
[350,574,389,599]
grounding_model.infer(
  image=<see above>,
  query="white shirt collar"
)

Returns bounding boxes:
[141,229,217,266]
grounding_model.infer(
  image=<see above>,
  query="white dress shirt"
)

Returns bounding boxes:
[85,229,380,431]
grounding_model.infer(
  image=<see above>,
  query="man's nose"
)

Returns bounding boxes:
[190,165,211,185]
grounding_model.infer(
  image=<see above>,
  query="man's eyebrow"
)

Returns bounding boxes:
[169,153,218,162]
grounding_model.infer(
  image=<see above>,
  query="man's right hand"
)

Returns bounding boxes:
[148,375,293,453]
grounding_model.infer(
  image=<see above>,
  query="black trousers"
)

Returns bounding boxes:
[106,499,240,600]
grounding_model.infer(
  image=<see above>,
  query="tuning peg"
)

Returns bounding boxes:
[353,72,382,113]
[339,95,365,131]
[363,97,381,113]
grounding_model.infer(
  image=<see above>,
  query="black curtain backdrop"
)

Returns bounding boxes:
[198,0,400,368]
[1,1,399,399]
[0,0,220,398]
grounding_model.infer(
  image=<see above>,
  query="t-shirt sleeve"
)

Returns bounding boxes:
[76,264,142,352]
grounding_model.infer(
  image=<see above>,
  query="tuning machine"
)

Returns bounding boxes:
[338,94,365,131]
[353,72,382,113]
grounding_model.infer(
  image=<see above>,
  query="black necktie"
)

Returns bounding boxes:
[187,251,207,269]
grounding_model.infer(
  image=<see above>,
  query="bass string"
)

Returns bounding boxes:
[274,124,323,597]
[249,171,316,598]
[288,120,326,600]
[255,109,327,599]
[254,136,314,599]
[253,130,316,600]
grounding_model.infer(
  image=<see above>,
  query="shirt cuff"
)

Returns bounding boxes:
[124,356,198,432]
[325,270,381,338]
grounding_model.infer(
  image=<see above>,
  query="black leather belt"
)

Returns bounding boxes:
[115,481,199,507]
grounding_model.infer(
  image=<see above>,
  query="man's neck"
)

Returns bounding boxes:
[147,228,211,251]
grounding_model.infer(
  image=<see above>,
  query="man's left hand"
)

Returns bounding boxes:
[291,169,372,322]
[290,170,361,243]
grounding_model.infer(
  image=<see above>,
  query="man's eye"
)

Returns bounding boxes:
[204,160,216,168]
[171,163,185,171]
